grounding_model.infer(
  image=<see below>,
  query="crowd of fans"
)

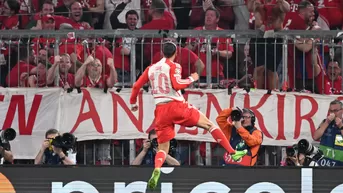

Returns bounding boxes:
[0,0,341,92]
[0,0,342,165]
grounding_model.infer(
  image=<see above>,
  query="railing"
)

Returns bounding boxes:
[1,30,342,166]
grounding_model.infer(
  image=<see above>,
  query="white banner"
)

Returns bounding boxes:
[0,88,341,159]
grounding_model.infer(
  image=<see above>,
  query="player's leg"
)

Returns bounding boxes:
[196,111,248,160]
[148,140,170,190]
[196,111,236,154]
[148,104,175,190]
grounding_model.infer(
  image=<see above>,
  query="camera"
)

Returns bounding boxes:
[286,144,298,157]
[0,128,16,145]
[149,138,178,156]
[287,139,323,166]
[231,109,243,121]
[51,133,77,151]
[297,139,319,155]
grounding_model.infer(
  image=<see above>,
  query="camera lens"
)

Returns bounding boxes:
[298,139,311,154]
[231,110,242,121]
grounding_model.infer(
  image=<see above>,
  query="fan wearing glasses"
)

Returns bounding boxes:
[314,100,343,167]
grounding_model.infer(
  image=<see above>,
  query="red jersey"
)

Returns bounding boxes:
[141,0,176,25]
[59,41,84,62]
[57,17,92,30]
[113,47,130,72]
[80,0,97,8]
[6,61,36,87]
[140,13,175,61]
[190,0,235,29]
[284,14,313,87]
[316,69,343,94]
[152,47,199,79]
[316,0,343,28]
[32,14,66,29]
[186,27,233,78]
[130,58,194,105]
[31,37,56,52]
[284,0,302,26]
[82,75,108,88]
[1,15,20,29]
[57,73,75,88]
[94,45,113,75]
[261,0,277,29]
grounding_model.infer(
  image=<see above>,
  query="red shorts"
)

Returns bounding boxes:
[154,101,200,144]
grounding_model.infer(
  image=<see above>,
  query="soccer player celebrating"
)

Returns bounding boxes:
[130,41,247,190]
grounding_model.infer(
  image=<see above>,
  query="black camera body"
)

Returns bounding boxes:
[286,144,298,157]
[231,109,243,121]
[149,138,178,156]
[0,128,16,146]
[51,133,77,152]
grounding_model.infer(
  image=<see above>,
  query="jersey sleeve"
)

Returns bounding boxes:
[169,62,194,90]
[315,68,332,94]
[130,67,150,104]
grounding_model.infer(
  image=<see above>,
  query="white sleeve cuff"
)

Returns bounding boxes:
[189,76,195,82]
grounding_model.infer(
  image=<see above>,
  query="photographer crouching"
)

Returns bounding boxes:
[313,100,343,166]
[284,139,324,166]
[0,128,16,164]
[131,130,180,166]
[34,129,77,165]
[216,107,263,166]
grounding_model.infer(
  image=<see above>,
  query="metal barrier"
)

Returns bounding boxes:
[1,30,343,166]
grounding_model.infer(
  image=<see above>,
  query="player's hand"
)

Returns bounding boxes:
[190,72,199,82]
[131,104,138,112]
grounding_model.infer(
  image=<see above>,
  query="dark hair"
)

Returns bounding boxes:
[45,129,59,138]
[69,0,81,10]
[205,7,220,18]
[327,60,340,69]
[6,0,20,14]
[148,129,156,140]
[125,10,139,20]
[271,6,285,22]
[162,42,177,58]
[42,0,54,7]
[150,0,166,15]
[18,46,33,61]
[39,0,54,12]
[330,99,343,108]
[243,108,256,125]
[298,1,313,10]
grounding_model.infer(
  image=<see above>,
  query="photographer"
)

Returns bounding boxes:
[216,107,263,166]
[0,128,16,164]
[131,130,180,166]
[34,129,76,165]
[284,139,323,167]
[313,100,343,166]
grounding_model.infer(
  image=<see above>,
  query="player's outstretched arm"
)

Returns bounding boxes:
[130,67,150,111]
[170,63,198,90]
